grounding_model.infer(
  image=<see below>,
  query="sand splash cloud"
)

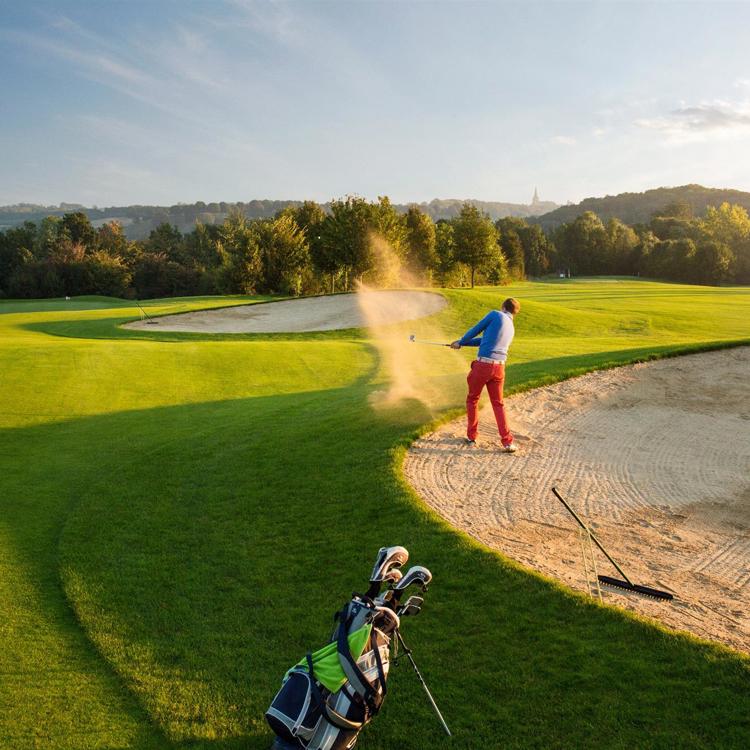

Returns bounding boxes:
[356,235,466,411]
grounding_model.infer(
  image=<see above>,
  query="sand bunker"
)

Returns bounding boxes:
[125,291,446,333]
[405,347,750,652]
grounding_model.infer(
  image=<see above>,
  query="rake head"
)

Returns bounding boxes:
[598,575,674,601]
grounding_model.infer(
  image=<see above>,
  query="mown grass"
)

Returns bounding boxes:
[1,280,749,749]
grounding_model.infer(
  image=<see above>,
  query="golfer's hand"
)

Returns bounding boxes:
[450,340,461,349]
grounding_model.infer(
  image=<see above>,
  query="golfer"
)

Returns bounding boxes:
[451,298,520,452]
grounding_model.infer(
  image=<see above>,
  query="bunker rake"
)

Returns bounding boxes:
[551,487,674,601]
[136,301,159,324]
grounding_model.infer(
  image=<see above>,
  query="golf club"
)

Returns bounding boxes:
[389,565,432,607]
[373,569,403,607]
[372,604,400,634]
[382,569,403,584]
[366,546,409,598]
[396,595,423,617]
[408,334,450,347]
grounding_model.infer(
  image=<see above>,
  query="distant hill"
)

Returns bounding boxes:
[410,197,558,222]
[0,196,559,240]
[533,184,750,230]
[0,200,304,240]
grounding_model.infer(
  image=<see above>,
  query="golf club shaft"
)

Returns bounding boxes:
[396,631,451,737]
[551,487,633,586]
[412,340,450,347]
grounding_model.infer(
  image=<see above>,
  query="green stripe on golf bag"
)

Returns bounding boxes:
[290,624,372,693]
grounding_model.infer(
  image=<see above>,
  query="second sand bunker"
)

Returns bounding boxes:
[125,291,446,333]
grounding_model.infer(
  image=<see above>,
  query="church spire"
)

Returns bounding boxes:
[532,187,540,205]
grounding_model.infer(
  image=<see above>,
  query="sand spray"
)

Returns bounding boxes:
[356,234,467,411]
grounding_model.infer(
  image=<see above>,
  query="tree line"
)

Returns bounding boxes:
[0,198,551,299]
[0,195,555,241]
[551,201,750,285]
[0,197,747,299]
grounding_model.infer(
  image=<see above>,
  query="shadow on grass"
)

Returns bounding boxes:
[0,418,170,748]
[2,343,749,748]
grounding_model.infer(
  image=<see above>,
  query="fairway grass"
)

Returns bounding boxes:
[1,281,749,749]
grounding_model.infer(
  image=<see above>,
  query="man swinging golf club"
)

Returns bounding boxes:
[451,297,520,452]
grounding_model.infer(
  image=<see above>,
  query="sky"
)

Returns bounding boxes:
[1,0,750,207]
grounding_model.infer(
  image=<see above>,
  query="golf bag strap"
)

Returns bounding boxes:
[372,636,387,700]
[323,702,364,732]
[336,604,379,711]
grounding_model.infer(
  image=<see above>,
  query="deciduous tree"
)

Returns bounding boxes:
[216,210,262,294]
[257,214,310,296]
[452,204,499,287]
[405,205,438,281]
[60,212,96,250]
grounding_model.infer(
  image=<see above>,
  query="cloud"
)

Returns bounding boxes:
[216,0,302,45]
[636,100,750,143]
[0,14,297,197]
[6,30,154,87]
[551,135,576,145]
[2,22,245,136]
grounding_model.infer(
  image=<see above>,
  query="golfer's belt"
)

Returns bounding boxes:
[477,356,502,364]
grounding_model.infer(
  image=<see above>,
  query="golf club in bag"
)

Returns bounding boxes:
[265,547,450,749]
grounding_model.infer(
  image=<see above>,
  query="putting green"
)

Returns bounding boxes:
[1,282,749,750]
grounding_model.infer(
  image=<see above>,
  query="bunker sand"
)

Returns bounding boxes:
[125,291,446,333]
[405,347,750,652]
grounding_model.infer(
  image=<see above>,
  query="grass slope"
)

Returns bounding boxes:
[1,281,749,749]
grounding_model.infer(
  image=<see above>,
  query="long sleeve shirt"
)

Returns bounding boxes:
[458,310,515,362]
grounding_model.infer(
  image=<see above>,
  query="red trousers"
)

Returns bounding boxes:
[466,360,513,445]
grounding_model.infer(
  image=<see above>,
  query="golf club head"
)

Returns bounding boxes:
[390,565,432,604]
[369,546,409,584]
[409,334,416,342]
[372,567,404,605]
[395,566,431,591]
[382,568,403,585]
[398,594,424,617]
[372,605,400,634]
[366,546,409,598]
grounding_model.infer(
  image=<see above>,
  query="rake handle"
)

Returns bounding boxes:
[551,487,633,586]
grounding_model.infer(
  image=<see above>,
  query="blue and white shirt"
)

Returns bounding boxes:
[459,310,515,362]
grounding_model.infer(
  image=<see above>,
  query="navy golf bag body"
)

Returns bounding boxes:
[266,594,398,750]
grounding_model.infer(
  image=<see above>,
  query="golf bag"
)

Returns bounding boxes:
[266,593,398,750]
